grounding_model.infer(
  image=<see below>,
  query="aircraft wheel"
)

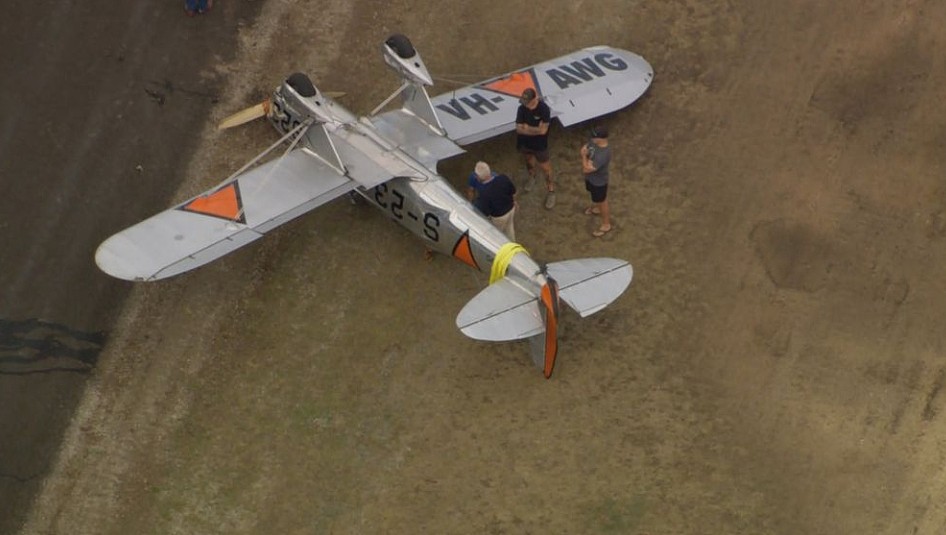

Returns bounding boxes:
[286,72,317,97]
[385,34,415,59]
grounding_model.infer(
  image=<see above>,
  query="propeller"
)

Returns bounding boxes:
[217,99,271,130]
[217,92,346,130]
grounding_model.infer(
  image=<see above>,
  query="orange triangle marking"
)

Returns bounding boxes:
[483,70,538,99]
[452,232,479,270]
[181,183,246,223]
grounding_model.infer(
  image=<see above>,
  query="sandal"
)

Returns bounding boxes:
[584,206,601,215]
[592,225,612,237]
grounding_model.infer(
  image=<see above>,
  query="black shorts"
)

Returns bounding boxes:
[585,181,608,203]
[519,146,550,163]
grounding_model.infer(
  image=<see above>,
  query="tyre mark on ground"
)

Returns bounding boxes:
[922,367,946,421]
[0,318,103,375]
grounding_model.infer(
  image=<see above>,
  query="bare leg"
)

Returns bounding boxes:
[522,154,537,191]
[599,199,611,230]
[537,160,554,192]
[537,158,555,208]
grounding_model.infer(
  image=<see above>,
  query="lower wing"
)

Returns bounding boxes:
[430,46,653,145]
[95,149,356,281]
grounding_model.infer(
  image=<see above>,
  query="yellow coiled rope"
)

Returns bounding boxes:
[489,242,528,284]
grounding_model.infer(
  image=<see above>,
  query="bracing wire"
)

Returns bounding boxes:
[213,119,312,190]
[234,119,315,221]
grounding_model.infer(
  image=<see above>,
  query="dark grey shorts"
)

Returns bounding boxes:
[519,146,551,163]
[585,181,608,203]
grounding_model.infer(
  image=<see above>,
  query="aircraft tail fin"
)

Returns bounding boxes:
[456,277,561,379]
[456,257,631,378]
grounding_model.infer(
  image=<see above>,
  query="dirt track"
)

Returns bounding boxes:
[0,1,263,533]
[22,1,946,534]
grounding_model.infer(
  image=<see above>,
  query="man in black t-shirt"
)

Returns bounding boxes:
[516,88,556,209]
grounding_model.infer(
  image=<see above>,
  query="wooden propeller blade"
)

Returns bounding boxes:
[217,92,343,131]
[217,100,271,130]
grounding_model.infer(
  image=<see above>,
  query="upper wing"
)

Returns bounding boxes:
[430,46,653,145]
[95,149,356,281]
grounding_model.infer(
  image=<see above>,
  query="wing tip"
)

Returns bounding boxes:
[95,238,162,282]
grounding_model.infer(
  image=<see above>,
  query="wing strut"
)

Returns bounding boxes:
[370,81,411,116]
[216,119,313,189]
[233,119,315,221]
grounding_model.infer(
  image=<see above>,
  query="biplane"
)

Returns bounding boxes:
[95,35,653,377]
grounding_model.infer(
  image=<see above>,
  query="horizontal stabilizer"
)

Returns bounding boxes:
[546,258,633,317]
[456,278,543,341]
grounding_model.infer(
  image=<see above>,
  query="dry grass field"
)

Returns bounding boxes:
[22,1,946,533]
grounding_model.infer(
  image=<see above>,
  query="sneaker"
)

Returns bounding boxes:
[523,173,536,192]
[544,191,556,209]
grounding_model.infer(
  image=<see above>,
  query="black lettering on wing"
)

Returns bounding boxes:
[436,99,471,121]
[558,57,606,81]
[459,94,499,115]
[546,68,583,89]
[595,52,628,71]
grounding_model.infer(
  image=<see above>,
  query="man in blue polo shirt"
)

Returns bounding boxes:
[471,161,518,240]
[466,161,495,201]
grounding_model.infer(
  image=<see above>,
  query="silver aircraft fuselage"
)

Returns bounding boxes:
[268,82,546,293]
